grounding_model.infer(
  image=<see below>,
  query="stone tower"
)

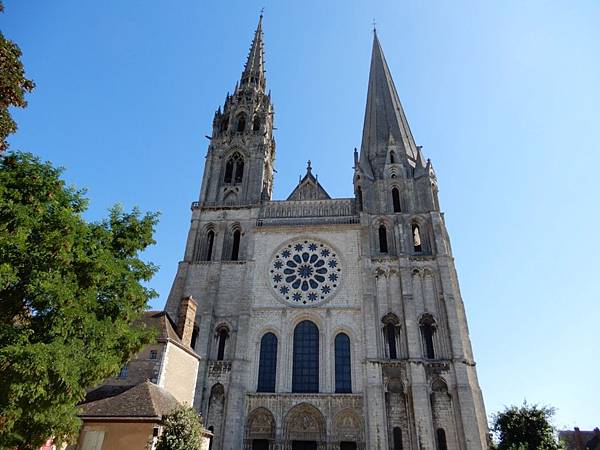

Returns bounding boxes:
[165,18,488,450]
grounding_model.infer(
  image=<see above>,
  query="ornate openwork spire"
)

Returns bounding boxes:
[240,13,266,90]
[359,31,419,178]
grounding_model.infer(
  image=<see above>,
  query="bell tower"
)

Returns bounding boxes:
[199,14,275,206]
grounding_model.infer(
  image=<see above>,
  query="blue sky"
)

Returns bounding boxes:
[4,0,599,430]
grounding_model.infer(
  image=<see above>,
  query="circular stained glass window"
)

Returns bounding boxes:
[270,240,342,306]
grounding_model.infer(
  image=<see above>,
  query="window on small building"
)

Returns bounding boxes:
[392,187,401,212]
[117,364,128,379]
[340,443,357,450]
[216,328,228,361]
[335,333,352,393]
[412,224,422,253]
[257,332,277,392]
[436,428,448,450]
[379,224,388,253]
[231,229,241,261]
[385,323,398,359]
[393,427,403,450]
[149,350,157,360]
[292,320,319,393]
[81,430,105,450]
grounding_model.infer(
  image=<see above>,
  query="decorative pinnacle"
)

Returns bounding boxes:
[307,160,312,173]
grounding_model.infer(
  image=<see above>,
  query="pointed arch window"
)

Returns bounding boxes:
[236,113,246,132]
[412,224,422,253]
[231,229,241,261]
[252,115,261,131]
[392,187,401,213]
[390,151,396,164]
[356,186,363,212]
[436,429,447,450]
[257,333,277,392]
[335,333,352,393]
[224,152,244,185]
[420,314,436,359]
[292,320,319,393]
[385,323,398,359]
[216,328,228,361]
[220,116,229,133]
[393,427,403,450]
[205,230,215,261]
[379,224,388,254]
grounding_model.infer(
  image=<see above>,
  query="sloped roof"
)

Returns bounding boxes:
[141,310,181,344]
[79,381,180,419]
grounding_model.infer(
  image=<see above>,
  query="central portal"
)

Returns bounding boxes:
[292,441,317,450]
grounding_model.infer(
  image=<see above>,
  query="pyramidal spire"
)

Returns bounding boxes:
[359,31,419,177]
[240,13,265,90]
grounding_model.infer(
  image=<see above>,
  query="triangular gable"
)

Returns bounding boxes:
[287,162,331,201]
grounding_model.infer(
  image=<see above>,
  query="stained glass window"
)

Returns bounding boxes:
[257,333,277,392]
[335,333,352,393]
[292,321,319,393]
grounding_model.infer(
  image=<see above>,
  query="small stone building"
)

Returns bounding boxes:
[76,300,209,449]
[560,428,600,450]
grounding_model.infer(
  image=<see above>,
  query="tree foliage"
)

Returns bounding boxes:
[0,152,159,449]
[491,402,562,450]
[155,407,204,450]
[0,2,35,153]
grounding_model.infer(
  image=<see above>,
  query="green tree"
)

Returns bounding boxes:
[491,402,562,450]
[0,152,159,449]
[155,407,204,450]
[0,2,35,153]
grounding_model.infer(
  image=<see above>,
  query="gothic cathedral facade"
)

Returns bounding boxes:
[165,16,488,450]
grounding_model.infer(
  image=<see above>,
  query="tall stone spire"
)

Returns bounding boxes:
[240,14,265,91]
[359,31,419,178]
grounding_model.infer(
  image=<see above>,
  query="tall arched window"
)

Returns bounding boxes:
[390,151,396,164]
[393,427,403,450]
[224,152,244,184]
[231,229,241,261]
[252,115,261,131]
[292,320,319,393]
[379,224,388,253]
[412,224,422,253]
[236,113,246,132]
[436,429,447,450]
[392,188,401,213]
[356,186,363,211]
[216,328,228,361]
[220,116,229,133]
[420,315,436,359]
[205,230,215,261]
[191,324,199,350]
[257,333,277,392]
[335,333,351,393]
[385,323,398,359]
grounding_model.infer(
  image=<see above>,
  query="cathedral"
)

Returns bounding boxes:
[164,15,489,450]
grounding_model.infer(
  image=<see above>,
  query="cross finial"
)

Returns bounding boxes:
[372,18,377,33]
[260,7,265,17]
[307,160,312,172]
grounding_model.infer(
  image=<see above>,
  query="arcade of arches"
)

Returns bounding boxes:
[244,403,365,450]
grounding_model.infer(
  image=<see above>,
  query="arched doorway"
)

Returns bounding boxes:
[332,409,365,450]
[283,403,326,449]
[245,407,276,450]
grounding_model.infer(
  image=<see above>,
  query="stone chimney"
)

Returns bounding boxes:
[177,296,197,347]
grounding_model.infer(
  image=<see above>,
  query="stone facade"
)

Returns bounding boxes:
[164,16,488,450]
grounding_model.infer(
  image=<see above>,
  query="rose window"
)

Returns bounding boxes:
[270,240,342,305]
